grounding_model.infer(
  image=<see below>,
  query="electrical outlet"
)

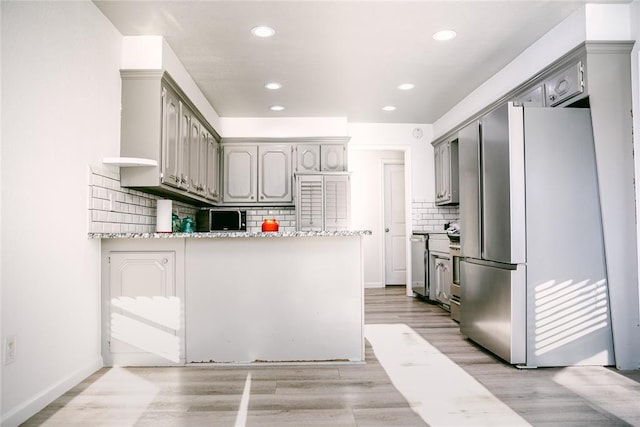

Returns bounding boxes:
[4,336,16,365]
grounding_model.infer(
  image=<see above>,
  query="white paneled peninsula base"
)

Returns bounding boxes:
[95,231,370,366]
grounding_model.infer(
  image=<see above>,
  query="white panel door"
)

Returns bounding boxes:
[384,163,406,285]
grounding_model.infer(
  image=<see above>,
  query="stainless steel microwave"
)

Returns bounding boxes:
[196,209,247,232]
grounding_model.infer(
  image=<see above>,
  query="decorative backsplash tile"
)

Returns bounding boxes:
[411,201,459,232]
[88,165,297,233]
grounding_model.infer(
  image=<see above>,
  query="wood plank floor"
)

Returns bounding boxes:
[23,286,640,426]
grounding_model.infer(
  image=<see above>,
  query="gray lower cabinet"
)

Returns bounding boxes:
[119,70,220,206]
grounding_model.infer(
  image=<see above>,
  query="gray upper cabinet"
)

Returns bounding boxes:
[510,58,586,109]
[295,142,348,173]
[205,136,219,201]
[295,144,321,172]
[513,85,545,107]
[320,144,347,171]
[221,137,349,206]
[160,85,184,189]
[258,144,293,204]
[221,144,258,204]
[119,70,220,206]
[433,138,459,206]
[221,143,292,205]
[545,60,584,107]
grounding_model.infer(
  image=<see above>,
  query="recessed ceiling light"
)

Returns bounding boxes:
[251,26,275,38]
[382,106,396,111]
[264,82,282,90]
[270,105,285,111]
[433,29,457,41]
[398,83,415,91]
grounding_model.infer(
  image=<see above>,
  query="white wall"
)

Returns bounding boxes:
[1,2,122,425]
[347,123,431,292]
[348,123,434,202]
[350,150,404,287]
[632,0,640,346]
[220,117,349,137]
[121,36,223,133]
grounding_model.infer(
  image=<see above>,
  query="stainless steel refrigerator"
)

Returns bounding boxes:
[458,102,615,367]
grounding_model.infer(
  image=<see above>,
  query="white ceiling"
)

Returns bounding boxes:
[94,0,619,124]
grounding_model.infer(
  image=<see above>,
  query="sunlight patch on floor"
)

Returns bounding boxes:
[45,368,159,425]
[234,372,252,427]
[553,367,640,425]
[366,324,531,426]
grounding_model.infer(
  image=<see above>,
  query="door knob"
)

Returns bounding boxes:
[385,228,390,232]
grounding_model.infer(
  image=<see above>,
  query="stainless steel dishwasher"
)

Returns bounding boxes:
[411,233,428,297]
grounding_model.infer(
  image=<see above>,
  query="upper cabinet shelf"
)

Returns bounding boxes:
[102,157,158,167]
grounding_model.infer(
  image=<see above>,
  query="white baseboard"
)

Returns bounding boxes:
[364,281,384,288]
[1,356,103,427]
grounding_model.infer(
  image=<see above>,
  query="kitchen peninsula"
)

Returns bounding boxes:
[93,230,370,366]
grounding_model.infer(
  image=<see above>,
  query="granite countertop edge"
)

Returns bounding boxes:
[412,230,448,235]
[89,230,373,239]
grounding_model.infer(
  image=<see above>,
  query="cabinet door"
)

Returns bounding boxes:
[222,144,258,203]
[187,116,203,195]
[295,144,320,172]
[434,143,443,201]
[160,86,182,188]
[178,105,190,188]
[321,144,347,171]
[434,256,452,303]
[514,85,545,107]
[296,175,324,231]
[108,251,179,359]
[434,139,459,205]
[324,175,350,231]
[440,142,451,201]
[195,126,208,197]
[259,144,292,203]
[205,137,219,201]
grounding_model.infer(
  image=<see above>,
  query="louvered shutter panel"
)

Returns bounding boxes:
[324,175,350,231]
[298,175,324,231]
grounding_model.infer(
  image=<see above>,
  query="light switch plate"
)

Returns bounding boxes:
[4,336,16,365]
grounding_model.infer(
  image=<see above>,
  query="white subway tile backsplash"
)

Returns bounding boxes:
[89,165,300,234]
[89,166,198,233]
[411,201,459,232]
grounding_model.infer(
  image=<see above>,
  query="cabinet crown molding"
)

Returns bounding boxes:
[220,136,350,145]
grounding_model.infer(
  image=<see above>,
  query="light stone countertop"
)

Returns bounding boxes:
[412,230,448,235]
[89,230,372,239]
